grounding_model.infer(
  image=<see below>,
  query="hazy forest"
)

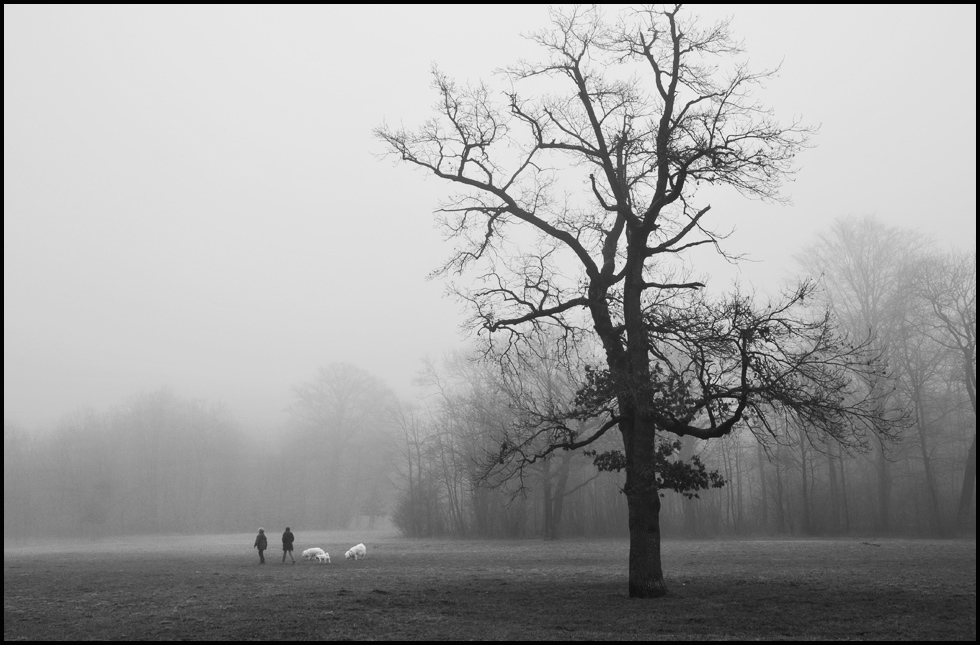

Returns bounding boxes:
[4,216,975,541]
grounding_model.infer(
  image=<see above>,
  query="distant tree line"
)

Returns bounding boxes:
[5,390,246,538]
[3,364,396,539]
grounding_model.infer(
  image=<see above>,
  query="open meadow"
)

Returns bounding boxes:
[4,531,975,641]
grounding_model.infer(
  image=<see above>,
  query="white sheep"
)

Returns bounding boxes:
[315,552,331,564]
[345,543,367,560]
[302,547,326,560]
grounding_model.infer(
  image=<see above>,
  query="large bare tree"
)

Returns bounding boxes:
[378,5,887,597]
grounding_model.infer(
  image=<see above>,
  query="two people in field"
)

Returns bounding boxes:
[253,526,296,564]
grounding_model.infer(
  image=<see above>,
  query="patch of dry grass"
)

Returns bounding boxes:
[4,532,975,640]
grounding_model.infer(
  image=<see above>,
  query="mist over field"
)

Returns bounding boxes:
[4,4,975,555]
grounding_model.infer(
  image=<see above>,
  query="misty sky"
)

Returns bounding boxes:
[4,4,976,430]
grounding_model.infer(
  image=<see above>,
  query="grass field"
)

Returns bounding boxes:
[4,530,976,640]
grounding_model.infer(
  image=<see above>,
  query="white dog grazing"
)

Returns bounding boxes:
[315,552,331,564]
[345,543,367,560]
[302,547,325,561]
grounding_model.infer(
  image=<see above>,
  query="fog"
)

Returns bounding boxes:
[4,5,976,539]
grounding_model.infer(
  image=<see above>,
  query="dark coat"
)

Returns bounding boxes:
[282,530,295,550]
[254,532,267,550]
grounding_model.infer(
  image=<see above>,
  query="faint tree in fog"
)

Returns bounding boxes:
[892,282,953,534]
[797,215,922,532]
[406,353,520,538]
[477,333,605,540]
[378,5,893,597]
[53,409,112,535]
[391,401,443,537]
[4,390,244,538]
[4,419,37,537]
[109,390,240,534]
[414,358,476,535]
[391,357,491,538]
[288,363,395,528]
[911,249,977,529]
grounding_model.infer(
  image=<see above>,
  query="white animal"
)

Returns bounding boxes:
[302,547,326,560]
[345,543,367,560]
[316,552,331,564]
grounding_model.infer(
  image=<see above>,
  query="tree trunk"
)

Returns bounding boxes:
[774,444,788,533]
[756,443,768,533]
[798,426,811,535]
[826,449,840,533]
[916,423,944,535]
[627,494,665,598]
[542,458,554,539]
[957,433,976,530]
[682,437,700,537]
[734,439,743,534]
[471,482,490,536]
[876,440,891,533]
[623,419,667,598]
[722,441,735,532]
[546,450,573,540]
[956,339,976,531]
[832,441,851,533]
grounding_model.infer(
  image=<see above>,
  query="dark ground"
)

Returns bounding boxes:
[4,531,975,640]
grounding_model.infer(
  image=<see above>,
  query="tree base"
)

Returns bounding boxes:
[629,580,668,599]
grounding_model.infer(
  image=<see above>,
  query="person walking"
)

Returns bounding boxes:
[282,526,295,564]
[253,527,268,564]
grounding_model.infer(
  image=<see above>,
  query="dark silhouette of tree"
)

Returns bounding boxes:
[378,5,889,597]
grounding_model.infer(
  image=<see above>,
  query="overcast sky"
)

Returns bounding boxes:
[5,4,976,431]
